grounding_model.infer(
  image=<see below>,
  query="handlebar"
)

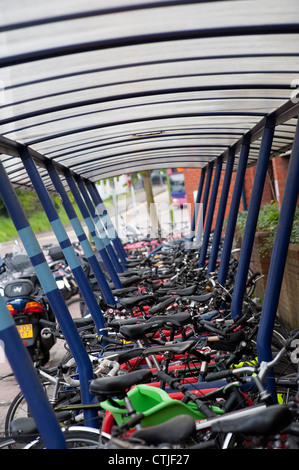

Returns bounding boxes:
[206,344,289,385]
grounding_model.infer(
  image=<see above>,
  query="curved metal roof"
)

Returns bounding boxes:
[1,0,299,190]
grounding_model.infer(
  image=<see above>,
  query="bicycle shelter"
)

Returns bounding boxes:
[0,0,299,448]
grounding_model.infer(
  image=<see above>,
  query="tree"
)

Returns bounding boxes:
[140,170,161,236]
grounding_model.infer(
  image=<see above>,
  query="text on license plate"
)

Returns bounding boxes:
[16,324,33,339]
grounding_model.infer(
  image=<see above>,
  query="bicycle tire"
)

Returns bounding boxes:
[66,296,88,317]
[4,380,54,438]
[4,380,82,438]
[28,428,101,449]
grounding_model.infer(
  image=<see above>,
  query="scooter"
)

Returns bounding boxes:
[4,277,56,365]
[44,244,78,300]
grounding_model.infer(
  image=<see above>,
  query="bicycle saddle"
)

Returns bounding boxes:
[90,369,152,400]
[142,339,196,356]
[149,311,192,327]
[107,317,147,332]
[108,275,141,289]
[211,405,293,435]
[119,320,165,340]
[73,316,94,328]
[111,286,137,296]
[131,414,196,445]
[188,292,214,302]
[104,347,145,364]
[167,285,198,296]
[116,293,153,308]
[147,296,175,314]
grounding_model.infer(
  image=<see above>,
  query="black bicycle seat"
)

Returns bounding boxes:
[131,414,196,445]
[90,369,152,400]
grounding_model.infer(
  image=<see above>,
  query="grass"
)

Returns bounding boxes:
[0,203,84,243]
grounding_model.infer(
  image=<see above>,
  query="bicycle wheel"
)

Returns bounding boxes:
[5,380,81,437]
[66,296,88,317]
[28,427,101,449]
[5,380,54,437]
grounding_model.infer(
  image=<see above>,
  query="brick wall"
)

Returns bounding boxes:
[234,230,299,329]
[183,154,299,329]
[183,168,202,221]
[247,231,272,300]
[242,164,274,210]
[184,157,288,231]
[272,156,291,208]
[184,167,240,231]
[278,244,299,328]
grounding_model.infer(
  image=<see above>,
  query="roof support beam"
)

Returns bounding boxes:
[46,160,122,295]
[231,116,275,318]
[20,148,107,333]
[86,180,128,267]
[208,148,235,273]
[64,171,120,300]
[199,156,223,267]
[0,155,98,433]
[257,116,299,401]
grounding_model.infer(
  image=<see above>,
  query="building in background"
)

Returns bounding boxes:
[183,153,295,230]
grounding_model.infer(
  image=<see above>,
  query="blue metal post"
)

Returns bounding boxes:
[231,117,275,318]
[76,177,124,274]
[257,117,299,401]
[208,149,235,273]
[218,137,250,285]
[46,161,117,305]
[0,296,66,448]
[188,167,206,245]
[242,185,247,211]
[20,148,106,333]
[202,161,214,225]
[199,157,223,267]
[87,181,128,267]
[65,171,121,296]
[0,158,98,429]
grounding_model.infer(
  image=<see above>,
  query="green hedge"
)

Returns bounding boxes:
[236,202,299,246]
[0,201,83,243]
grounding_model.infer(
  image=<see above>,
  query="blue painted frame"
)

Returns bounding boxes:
[208,148,235,273]
[0,158,99,432]
[20,148,106,333]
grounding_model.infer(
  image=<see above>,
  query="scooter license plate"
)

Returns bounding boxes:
[16,324,33,339]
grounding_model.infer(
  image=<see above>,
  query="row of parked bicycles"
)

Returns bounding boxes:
[1,235,299,450]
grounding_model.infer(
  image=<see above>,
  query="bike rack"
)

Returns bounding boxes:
[189,167,206,246]
[86,180,128,268]
[208,148,235,273]
[0,296,67,449]
[217,138,250,285]
[20,147,106,333]
[65,170,121,297]
[199,156,223,267]
[76,176,124,275]
[230,117,275,319]
[0,160,99,447]
[257,118,299,401]
[0,2,299,447]
[46,160,118,303]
